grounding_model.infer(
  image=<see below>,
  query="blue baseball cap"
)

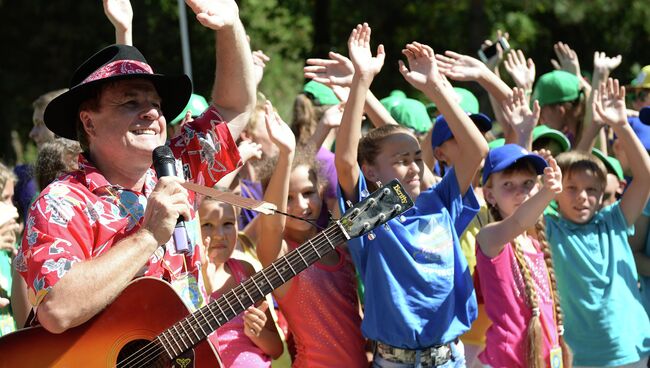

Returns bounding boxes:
[430,113,492,149]
[482,144,548,184]
[629,114,650,150]
[639,106,650,126]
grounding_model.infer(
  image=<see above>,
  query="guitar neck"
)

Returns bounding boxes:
[156,222,349,358]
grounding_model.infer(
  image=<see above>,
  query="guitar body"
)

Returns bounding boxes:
[0,277,219,368]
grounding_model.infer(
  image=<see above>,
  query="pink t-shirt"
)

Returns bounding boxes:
[207,259,271,368]
[476,237,558,368]
[276,245,367,368]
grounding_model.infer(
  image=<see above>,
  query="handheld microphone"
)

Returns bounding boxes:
[152,145,191,254]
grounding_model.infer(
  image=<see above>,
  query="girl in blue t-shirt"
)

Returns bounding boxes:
[335,23,488,367]
[545,78,650,367]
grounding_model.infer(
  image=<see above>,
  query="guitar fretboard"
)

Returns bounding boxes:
[156,222,348,359]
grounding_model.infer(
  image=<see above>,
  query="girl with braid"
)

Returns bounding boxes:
[477,144,571,368]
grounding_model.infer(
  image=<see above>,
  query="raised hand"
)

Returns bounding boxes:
[398,42,440,91]
[593,78,627,127]
[436,51,486,82]
[304,51,355,87]
[501,87,540,140]
[252,50,270,87]
[320,104,344,129]
[551,42,581,77]
[542,157,563,194]
[593,51,622,77]
[237,139,263,163]
[0,220,18,256]
[504,49,536,92]
[534,148,554,164]
[103,0,133,32]
[347,23,385,79]
[480,30,509,71]
[264,100,295,154]
[185,0,240,30]
[243,301,269,338]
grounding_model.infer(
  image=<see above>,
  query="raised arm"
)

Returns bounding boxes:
[304,50,397,128]
[335,23,385,202]
[436,50,512,103]
[186,0,256,140]
[400,42,488,193]
[593,78,650,225]
[576,51,622,152]
[256,101,295,297]
[478,158,562,257]
[501,87,540,150]
[503,49,536,104]
[103,0,133,45]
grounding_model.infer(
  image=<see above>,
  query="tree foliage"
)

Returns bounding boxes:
[0,0,648,164]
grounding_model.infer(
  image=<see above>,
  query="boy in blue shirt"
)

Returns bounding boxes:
[546,79,650,367]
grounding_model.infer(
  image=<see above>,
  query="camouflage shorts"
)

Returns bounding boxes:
[375,341,452,367]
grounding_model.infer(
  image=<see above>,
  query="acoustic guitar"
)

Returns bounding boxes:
[0,179,413,367]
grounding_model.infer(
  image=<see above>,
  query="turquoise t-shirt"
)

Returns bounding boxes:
[338,168,479,349]
[545,202,650,366]
[640,200,650,316]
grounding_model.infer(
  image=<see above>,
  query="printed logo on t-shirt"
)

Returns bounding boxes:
[410,214,454,276]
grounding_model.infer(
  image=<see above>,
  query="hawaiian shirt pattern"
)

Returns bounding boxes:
[16,106,241,312]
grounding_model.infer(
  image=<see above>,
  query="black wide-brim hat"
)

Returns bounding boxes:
[44,44,192,140]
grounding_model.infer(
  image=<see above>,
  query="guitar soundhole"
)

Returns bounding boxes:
[117,338,196,368]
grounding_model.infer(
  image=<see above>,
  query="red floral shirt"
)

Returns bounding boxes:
[16,106,241,312]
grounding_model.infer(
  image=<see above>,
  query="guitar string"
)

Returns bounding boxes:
[117,224,348,367]
[119,227,345,367]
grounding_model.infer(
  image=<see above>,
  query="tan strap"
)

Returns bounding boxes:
[182,182,277,215]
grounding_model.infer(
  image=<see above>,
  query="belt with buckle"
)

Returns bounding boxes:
[375,341,452,366]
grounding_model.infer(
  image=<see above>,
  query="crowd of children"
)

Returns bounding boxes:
[2,1,650,368]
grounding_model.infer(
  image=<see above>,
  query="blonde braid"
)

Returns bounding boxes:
[535,218,573,368]
[512,236,545,368]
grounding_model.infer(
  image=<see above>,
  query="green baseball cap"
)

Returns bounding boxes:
[487,125,570,153]
[303,81,340,106]
[592,148,624,181]
[390,98,432,134]
[170,93,209,126]
[532,70,581,107]
[426,87,480,116]
[380,90,407,111]
[488,137,505,149]
[532,125,571,152]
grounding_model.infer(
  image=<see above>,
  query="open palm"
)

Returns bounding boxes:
[594,78,627,127]
[436,51,484,81]
[348,23,385,77]
[264,101,295,153]
[399,42,438,91]
[304,52,355,87]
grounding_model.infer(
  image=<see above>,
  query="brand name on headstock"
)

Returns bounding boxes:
[393,184,408,204]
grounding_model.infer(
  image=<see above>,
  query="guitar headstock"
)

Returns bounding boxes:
[339,179,414,238]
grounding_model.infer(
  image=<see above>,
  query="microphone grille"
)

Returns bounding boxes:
[152,145,175,164]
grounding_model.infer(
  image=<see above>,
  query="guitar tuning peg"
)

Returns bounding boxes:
[376,181,383,188]
[346,200,353,208]
[368,232,376,240]
[383,223,391,231]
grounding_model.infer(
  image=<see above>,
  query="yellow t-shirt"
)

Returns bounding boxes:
[459,203,491,346]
